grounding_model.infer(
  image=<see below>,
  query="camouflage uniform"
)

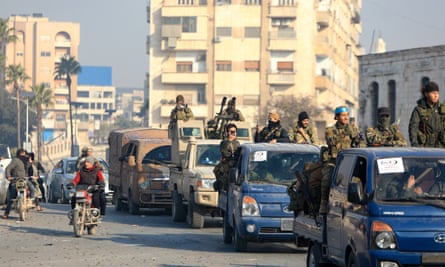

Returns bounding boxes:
[408,97,445,148]
[255,124,290,143]
[289,123,319,145]
[325,122,366,160]
[169,106,194,122]
[221,108,245,122]
[366,124,407,147]
[213,139,240,191]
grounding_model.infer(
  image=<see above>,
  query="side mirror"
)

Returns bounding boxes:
[128,155,136,167]
[348,181,366,204]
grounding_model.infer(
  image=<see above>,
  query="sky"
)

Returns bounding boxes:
[2,0,445,88]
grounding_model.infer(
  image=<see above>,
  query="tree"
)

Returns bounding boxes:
[30,83,53,162]
[54,56,81,156]
[5,64,30,148]
[263,95,330,128]
[0,18,18,102]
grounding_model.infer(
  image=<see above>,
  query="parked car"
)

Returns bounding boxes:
[47,157,113,204]
[0,145,12,205]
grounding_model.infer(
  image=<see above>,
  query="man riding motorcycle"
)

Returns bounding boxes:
[69,156,106,218]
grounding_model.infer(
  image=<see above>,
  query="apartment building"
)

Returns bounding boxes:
[146,0,362,136]
[5,13,80,137]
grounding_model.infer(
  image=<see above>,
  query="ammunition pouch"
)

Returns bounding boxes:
[417,131,427,145]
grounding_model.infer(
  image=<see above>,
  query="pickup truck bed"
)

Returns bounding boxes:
[293,215,322,244]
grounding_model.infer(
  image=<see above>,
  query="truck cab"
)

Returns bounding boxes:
[295,147,445,267]
[221,143,319,251]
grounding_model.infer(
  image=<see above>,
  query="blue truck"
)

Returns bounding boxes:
[219,143,319,251]
[293,147,445,267]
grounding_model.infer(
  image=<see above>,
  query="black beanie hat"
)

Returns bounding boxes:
[298,111,309,122]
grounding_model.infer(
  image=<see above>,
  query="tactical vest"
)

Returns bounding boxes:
[326,124,358,159]
[415,104,444,147]
[78,168,99,185]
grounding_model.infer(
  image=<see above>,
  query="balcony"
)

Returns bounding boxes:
[161,38,207,51]
[269,2,298,18]
[161,72,208,84]
[315,75,333,92]
[54,41,71,48]
[317,10,332,27]
[267,72,295,85]
[268,30,297,51]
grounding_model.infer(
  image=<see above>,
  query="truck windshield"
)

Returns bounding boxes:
[374,157,445,201]
[247,151,319,186]
[196,144,220,166]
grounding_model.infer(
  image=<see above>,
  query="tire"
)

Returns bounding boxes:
[48,185,57,203]
[233,224,247,252]
[187,192,204,229]
[113,189,122,211]
[307,243,326,267]
[128,191,140,215]
[73,209,83,237]
[172,190,186,222]
[346,253,357,267]
[87,225,97,235]
[18,196,26,221]
[61,187,69,204]
[223,211,233,244]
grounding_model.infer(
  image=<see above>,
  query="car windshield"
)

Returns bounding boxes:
[374,157,445,202]
[196,144,220,166]
[247,151,319,186]
[66,160,78,174]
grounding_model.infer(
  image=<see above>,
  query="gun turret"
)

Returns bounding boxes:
[206,96,227,139]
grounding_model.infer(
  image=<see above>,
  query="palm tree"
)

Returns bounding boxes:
[5,64,30,148]
[54,56,81,156]
[0,18,18,103]
[30,83,53,163]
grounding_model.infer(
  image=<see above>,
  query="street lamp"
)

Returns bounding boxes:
[70,101,83,156]
[20,91,35,151]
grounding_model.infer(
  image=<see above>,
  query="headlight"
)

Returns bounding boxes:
[197,179,214,189]
[372,221,397,249]
[242,196,260,216]
[139,181,150,190]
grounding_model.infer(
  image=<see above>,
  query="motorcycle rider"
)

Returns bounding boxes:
[28,152,43,211]
[69,156,106,218]
[2,148,31,219]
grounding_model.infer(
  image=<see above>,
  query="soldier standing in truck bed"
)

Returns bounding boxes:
[289,111,319,145]
[255,112,290,143]
[213,123,241,191]
[409,81,445,148]
[221,98,245,122]
[366,107,407,147]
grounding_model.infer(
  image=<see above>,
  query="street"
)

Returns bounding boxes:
[0,203,307,267]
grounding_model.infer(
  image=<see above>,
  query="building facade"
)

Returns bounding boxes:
[146,0,362,137]
[5,14,80,142]
[359,45,445,142]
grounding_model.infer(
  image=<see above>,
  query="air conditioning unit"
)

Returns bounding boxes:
[213,36,221,43]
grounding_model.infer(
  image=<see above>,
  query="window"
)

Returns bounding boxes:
[277,61,293,72]
[176,62,193,72]
[245,27,261,38]
[97,103,102,109]
[244,61,260,72]
[77,91,89,98]
[90,103,95,109]
[143,145,172,164]
[104,92,113,98]
[16,52,24,57]
[216,61,232,71]
[40,51,51,57]
[216,27,232,37]
[197,86,206,104]
[182,17,197,33]
[244,0,261,5]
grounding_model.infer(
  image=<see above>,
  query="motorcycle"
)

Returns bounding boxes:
[67,184,102,237]
[12,177,36,221]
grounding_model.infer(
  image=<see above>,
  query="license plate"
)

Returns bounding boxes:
[76,191,85,198]
[280,218,293,231]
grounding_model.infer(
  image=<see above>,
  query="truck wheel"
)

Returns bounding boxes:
[233,224,247,252]
[307,243,326,267]
[346,253,357,267]
[128,191,140,215]
[222,211,233,244]
[172,190,186,222]
[187,192,204,229]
